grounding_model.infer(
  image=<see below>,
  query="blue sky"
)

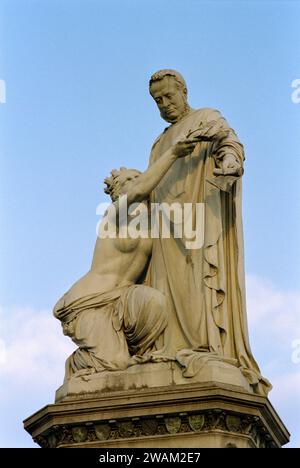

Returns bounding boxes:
[0,0,299,448]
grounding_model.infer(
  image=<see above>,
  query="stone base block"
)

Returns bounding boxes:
[55,362,173,402]
[24,380,289,448]
[55,360,251,403]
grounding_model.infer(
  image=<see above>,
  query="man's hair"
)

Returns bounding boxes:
[149,69,187,94]
[104,167,141,198]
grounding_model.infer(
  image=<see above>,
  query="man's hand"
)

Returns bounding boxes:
[213,154,242,176]
[173,138,199,158]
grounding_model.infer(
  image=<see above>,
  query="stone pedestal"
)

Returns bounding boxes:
[54,360,252,402]
[24,362,289,448]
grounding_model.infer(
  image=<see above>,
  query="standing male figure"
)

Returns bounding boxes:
[147,69,270,395]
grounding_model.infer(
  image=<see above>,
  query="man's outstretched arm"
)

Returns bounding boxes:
[123,139,198,204]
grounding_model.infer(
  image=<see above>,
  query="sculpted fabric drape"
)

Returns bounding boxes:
[147,108,270,395]
[54,276,168,380]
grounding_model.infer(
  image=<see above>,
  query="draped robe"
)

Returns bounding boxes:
[147,107,270,395]
[53,273,168,381]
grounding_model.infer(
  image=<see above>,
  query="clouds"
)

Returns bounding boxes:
[0,305,76,447]
[246,274,300,340]
[0,339,6,366]
[0,306,75,390]
[0,274,299,447]
[246,274,300,448]
[246,273,300,371]
[0,305,75,394]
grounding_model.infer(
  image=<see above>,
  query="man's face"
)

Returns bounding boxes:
[150,76,187,123]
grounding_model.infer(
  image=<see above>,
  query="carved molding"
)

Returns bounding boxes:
[33,408,279,448]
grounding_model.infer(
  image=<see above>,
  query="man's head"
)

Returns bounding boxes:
[149,69,190,123]
[104,167,141,201]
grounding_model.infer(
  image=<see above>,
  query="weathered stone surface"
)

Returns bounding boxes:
[55,360,253,403]
[173,360,252,392]
[55,363,174,402]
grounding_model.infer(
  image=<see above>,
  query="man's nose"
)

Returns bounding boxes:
[161,97,169,109]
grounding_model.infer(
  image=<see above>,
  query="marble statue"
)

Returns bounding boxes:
[24,67,292,451]
[54,69,270,396]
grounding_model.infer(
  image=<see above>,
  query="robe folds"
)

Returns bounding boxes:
[53,274,168,380]
[147,108,271,395]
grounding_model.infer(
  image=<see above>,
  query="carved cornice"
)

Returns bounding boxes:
[34,408,278,448]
